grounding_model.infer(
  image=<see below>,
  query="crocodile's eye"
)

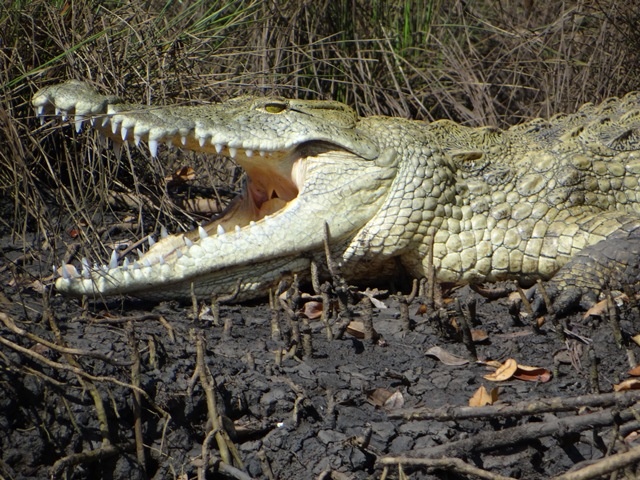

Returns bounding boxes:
[264,102,286,114]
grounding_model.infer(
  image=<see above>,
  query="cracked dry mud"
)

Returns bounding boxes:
[2,227,640,480]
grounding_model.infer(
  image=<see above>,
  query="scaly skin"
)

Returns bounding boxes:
[33,81,640,305]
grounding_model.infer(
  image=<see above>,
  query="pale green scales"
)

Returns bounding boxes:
[33,81,640,310]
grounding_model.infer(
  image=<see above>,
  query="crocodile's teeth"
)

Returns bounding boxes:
[90,117,96,127]
[215,143,223,153]
[250,221,256,226]
[61,264,78,280]
[111,121,119,135]
[136,249,144,259]
[36,105,44,117]
[198,136,206,147]
[81,257,91,270]
[133,261,141,270]
[134,135,141,147]
[235,225,241,233]
[123,258,130,270]
[217,224,225,235]
[259,150,266,157]
[109,250,118,269]
[148,235,156,247]
[143,258,152,268]
[101,116,110,127]
[75,116,84,133]
[159,255,165,265]
[184,237,193,247]
[176,250,183,258]
[198,226,208,240]
[121,126,129,141]
[246,149,253,157]
[181,136,187,146]
[161,226,168,238]
[148,140,158,157]
[229,147,237,158]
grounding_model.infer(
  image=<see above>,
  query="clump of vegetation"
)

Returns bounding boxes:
[1,0,639,257]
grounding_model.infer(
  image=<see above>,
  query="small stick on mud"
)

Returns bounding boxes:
[217,279,242,339]
[359,295,376,343]
[378,456,517,480]
[455,298,477,361]
[390,390,640,421]
[194,333,243,469]
[394,278,418,331]
[268,288,282,341]
[191,282,199,320]
[125,322,147,472]
[320,281,334,340]
[537,280,565,342]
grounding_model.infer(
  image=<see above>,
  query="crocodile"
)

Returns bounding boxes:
[33,81,640,310]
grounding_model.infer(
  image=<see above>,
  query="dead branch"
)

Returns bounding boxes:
[378,456,517,480]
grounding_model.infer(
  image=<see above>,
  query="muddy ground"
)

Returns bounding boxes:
[2,225,640,480]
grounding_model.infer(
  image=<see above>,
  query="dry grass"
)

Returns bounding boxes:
[1,0,640,263]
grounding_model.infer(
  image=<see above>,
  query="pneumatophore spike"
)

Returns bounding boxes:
[217,224,225,235]
[160,225,168,238]
[109,250,119,269]
[198,226,208,240]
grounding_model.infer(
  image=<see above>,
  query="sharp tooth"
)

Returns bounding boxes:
[61,265,71,280]
[82,257,91,270]
[101,116,109,127]
[121,126,129,141]
[246,149,253,157]
[215,143,223,153]
[181,136,187,146]
[235,225,241,233]
[123,258,130,270]
[148,235,156,247]
[75,116,84,133]
[90,117,96,127]
[137,249,144,259]
[134,135,141,146]
[159,255,165,265]
[184,237,193,247]
[109,250,118,269]
[143,259,152,267]
[259,151,266,156]
[198,226,208,239]
[250,221,256,226]
[148,139,158,157]
[217,224,225,235]
[111,121,119,135]
[176,250,183,258]
[198,136,206,147]
[133,261,141,270]
[55,107,61,116]
[229,147,237,158]
[36,106,44,116]
[161,226,168,238]
[264,215,271,220]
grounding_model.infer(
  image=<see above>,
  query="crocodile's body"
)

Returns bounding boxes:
[33,81,640,303]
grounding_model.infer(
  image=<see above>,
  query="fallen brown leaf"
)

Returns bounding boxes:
[469,385,499,406]
[425,346,469,366]
[614,379,640,392]
[483,358,518,381]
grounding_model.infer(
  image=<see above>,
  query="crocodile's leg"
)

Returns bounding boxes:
[530,233,640,317]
